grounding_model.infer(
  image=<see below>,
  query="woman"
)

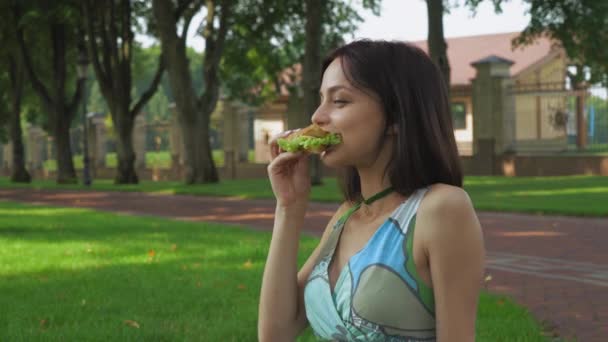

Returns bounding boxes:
[258,40,485,341]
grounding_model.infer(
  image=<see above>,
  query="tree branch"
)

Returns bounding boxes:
[175,0,196,20]
[8,54,24,113]
[99,3,114,87]
[51,23,67,103]
[198,0,231,112]
[14,11,53,108]
[83,1,110,90]
[68,30,88,121]
[120,0,133,95]
[130,54,165,119]
[108,0,120,83]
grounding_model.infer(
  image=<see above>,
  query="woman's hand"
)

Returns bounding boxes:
[267,130,311,208]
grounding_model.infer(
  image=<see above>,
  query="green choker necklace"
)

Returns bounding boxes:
[361,186,395,206]
[351,186,395,217]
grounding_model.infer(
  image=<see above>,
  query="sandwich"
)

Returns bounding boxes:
[277,124,342,154]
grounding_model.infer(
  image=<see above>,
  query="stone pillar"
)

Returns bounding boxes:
[27,126,45,172]
[88,113,107,169]
[237,106,251,163]
[133,115,147,170]
[575,92,587,150]
[471,55,516,174]
[169,103,185,173]
[222,100,238,179]
[2,143,13,172]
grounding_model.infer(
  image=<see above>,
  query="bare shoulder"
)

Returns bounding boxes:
[421,183,473,214]
[417,183,482,248]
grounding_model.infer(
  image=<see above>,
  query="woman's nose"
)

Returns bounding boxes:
[311,105,329,126]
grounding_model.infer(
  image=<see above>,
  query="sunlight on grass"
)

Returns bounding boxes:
[498,187,608,196]
[0,207,88,216]
[0,201,558,340]
[0,201,554,340]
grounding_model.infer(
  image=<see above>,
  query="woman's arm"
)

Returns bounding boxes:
[420,185,485,342]
[258,202,348,341]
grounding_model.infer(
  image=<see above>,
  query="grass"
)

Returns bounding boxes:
[1,175,607,217]
[0,201,555,341]
[42,150,258,171]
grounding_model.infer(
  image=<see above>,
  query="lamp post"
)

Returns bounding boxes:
[77,52,92,186]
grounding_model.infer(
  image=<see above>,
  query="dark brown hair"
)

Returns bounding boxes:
[321,39,463,202]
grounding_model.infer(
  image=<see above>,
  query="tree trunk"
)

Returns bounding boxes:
[304,0,323,186]
[83,0,164,185]
[426,0,451,91]
[9,110,30,183]
[15,8,84,185]
[191,107,218,183]
[53,106,78,184]
[7,55,31,183]
[153,0,219,184]
[113,110,138,184]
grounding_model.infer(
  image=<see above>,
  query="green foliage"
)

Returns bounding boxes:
[87,82,108,115]
[220,0,382,105]
[145,89,170,122]
[467,0,608,85]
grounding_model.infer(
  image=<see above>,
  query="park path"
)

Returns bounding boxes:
[1,188,607,341]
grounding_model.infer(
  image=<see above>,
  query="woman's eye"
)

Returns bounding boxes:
[333,100,348,105]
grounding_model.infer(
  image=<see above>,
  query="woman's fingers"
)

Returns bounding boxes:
[269,129,299,159]
[267,151,307,174]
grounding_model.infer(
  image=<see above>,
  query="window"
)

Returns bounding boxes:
[451,102,467,130]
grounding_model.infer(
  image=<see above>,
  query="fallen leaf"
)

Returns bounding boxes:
[191,263,201,269]
[81,299,86,306]
[196,281,202,288]
[484,274,493,282]
[497,298,505,306]
[40,319,49,329]
[242,260,253,269]
[148,249,156,258]
[170,244,177,252]
[124,320,140,329]
[237,284,247,290]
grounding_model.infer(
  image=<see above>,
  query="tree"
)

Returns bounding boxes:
[302,0,381,185]
[302,0,323,185]
[13,1,85,184]
[426,0,451,89]
[82,0,165,184]
[467,0,608,85]
[152,0,229,184]
[5,56,32,183]
[0,1,31,183]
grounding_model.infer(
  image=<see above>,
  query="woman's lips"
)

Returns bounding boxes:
[321,144,337,158]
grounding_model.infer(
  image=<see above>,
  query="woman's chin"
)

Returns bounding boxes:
[320,147,342,167]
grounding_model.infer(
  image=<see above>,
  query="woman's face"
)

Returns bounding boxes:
[312,58,389,168]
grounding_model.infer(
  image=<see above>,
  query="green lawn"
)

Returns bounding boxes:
[0,201,555,341]
[1,175,607,217]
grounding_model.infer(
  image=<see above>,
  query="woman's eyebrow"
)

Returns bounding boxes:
[319,85,353,97]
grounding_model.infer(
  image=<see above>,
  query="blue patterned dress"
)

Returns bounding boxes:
[304,188,436,341]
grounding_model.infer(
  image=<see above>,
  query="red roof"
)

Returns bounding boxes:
[410,32,557,85]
